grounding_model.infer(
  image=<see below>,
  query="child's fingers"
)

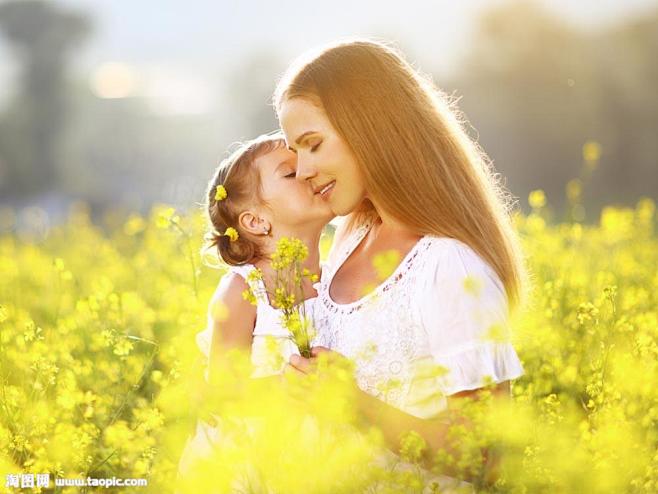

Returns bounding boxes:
[282,361,305,377]
[289,354,313,374]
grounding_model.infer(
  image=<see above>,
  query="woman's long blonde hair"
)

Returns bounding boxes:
[274,38,529,311]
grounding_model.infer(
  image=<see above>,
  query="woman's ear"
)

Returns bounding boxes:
[238,210,271,236]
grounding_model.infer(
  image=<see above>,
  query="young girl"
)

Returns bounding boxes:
[176,131,335,489]
[200,131,335,379]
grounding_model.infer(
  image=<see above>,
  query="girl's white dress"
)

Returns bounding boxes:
[312,216,525,493]
[195,263,321,379]
[176,263,322,485]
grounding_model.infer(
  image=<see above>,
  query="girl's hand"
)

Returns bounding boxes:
[285,348,363,424]
[284,354,315,375]
[287,347,356,385]
[286,347,341,375]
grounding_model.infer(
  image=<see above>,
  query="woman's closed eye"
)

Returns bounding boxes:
[310,141,322,153]
[285,172,296,178]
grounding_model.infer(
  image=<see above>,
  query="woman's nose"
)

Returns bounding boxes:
[295,157,316,183]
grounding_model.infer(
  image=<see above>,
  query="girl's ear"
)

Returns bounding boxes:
[238,210,271,236]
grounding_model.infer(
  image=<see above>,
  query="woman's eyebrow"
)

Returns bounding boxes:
[294,130,317,145]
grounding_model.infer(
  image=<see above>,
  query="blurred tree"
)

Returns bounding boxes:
[0,0,91,199]
[592,8,658,206]
[222,52,285,139]
[451,0,657,219]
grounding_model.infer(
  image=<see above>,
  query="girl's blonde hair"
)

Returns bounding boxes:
[203,132,285,266]
[274,38,529,311]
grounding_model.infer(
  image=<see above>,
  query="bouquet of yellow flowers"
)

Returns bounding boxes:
[242,237,319,358]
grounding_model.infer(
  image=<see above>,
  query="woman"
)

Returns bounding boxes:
[274,39,529,489]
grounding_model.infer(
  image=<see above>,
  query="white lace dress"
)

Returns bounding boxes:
[313,217,525,492]
[177,263,323,486]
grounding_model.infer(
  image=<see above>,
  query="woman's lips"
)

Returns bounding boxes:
[315,181,336,196]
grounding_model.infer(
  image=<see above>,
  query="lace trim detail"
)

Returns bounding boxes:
[320,221,433,314]
[430,342,525,396]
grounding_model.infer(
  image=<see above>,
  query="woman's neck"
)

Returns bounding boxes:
[366,206,420,248]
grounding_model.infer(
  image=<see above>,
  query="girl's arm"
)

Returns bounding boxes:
[204,272,297,417]
[207,271,256,384]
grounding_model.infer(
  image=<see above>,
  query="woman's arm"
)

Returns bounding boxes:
[289,350,509,483]
[355,378,510,481]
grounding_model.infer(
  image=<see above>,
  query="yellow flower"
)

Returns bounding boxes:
[271,237,308,269]
[113,338,134,356]
[528,189,546,209]
[582,140,601,167]
[372,249,402,281]
[566,179,582,204]
[54,258,65,271]
[246,268,264,283]
[123,213,146,236]
[155,206,178,229]
[576,302,599,325]
[224,227,239,242]
[273,287,295,310]
[215,184,227,201]
[242,288,257,306]
[463,275,483,296]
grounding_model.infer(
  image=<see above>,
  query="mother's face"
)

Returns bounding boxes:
[278,97,367,217]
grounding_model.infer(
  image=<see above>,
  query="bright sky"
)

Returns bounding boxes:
[0,0,656,112]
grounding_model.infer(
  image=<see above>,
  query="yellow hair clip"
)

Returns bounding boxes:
[224,227,239,242]
[215,184,227,201]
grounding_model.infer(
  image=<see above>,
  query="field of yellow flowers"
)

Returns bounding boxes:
[0,193,656,493]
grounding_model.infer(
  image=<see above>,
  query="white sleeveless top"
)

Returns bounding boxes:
[196,263,325,379]
[178,264,326,489]
[313,217,525,419]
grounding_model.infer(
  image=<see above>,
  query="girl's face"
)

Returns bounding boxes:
[278,98,367,216]
[256,144,335,230]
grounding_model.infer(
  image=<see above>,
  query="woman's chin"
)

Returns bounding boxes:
[333,197,362,217]
[300,210,335,228]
